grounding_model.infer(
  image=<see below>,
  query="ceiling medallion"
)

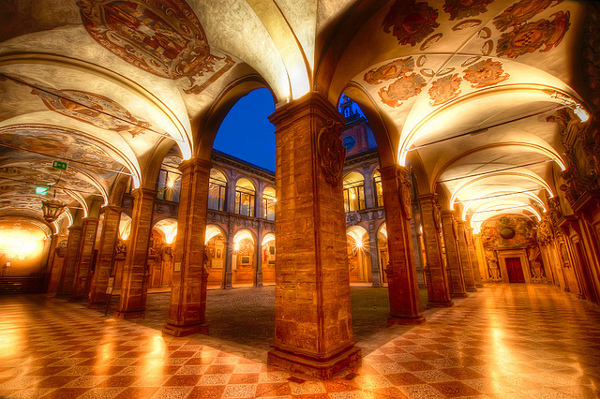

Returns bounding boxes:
[444,0,493,21]
[77,0,234,94]
[379,73,426,108]
[463,58,510,88]
[429,74,462,106]
[382,0,440,47]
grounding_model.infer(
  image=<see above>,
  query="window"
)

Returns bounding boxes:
[208,169,227,211]
[157,169,182,202]
[343,172,365,212]
[235,178,255,217]
[262,186,276,221]
[373,168,384,207]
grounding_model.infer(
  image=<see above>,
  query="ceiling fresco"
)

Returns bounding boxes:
[0,0,593,233]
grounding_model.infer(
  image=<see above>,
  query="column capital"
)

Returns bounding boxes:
[82,216,99,224]
[269,91,344,129]
[178,157,212,175]
[131,187,158,199]
[101,205,122,214]
[379,164,409,180]
[418,193,438,203]
[67,225,83,232]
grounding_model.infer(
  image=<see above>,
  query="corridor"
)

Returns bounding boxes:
[0,284,599,399]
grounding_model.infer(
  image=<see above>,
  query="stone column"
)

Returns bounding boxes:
[418,195,453,307]
[368,222,381,287]
[441,210,467,297]
[379,165,425,324]
[56,225,83,296]
[163,158,211,336]
[71,217,99,300]
[267,92,361,379]
[88,206,122,307]
[457,220,477,292]
[115,188,156,319]
[43,234,59,292]
[222,220,234,289]
[466,226,484,287]
[255,224,263,287]
[363,165,375,209]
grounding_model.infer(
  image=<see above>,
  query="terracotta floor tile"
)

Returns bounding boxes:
[187,385,226,399]
[384,372,425,386]
[39,387,90,399]
[256,382,293,396]
[37,376,80,388]
[112,386,160,399]
[441,367,485,380]
[430,381,483,397]
[163,374,201,386]
[227,373,260,384]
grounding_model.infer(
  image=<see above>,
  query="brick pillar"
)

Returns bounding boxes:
[267,92,361,379]
[115,188,156,319]
[163,158,211,336]
[379,165,425,324]
[466,226,484,287]
[56,225,83,296]
[71,217,99,300]
[457,220,477,292]
[441,210,467,297]
[88,206,122,307]
[418,195,452,307]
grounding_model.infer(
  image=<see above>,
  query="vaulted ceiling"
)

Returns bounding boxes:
[0,0,593,233]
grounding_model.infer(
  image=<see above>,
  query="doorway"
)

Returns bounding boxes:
[505,257,525,283]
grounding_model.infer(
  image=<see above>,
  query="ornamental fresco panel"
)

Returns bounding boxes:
[443,0,494,21]
[463,58,510,88]
[382,0,440,47]
[364,57,416,85]
[77,0,235,94]
[379,73,427,108]
[493,0,562,32]
[428,74,462,106]
[496,11,570,58]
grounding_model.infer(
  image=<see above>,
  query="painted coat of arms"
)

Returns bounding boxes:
[493,0,563,32]
[318,120,346,186]
[379,73,426,108]
[463,58,510,88]
[77,0,234,94]
[382,0,440,46]
[443,0,494,21]
[428,74,462,106]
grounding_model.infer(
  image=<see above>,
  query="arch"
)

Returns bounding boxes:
[204,224,227,287]
[118,213,132,241]
[450,171,555,209]
[153,218,178,245]
[235,178,257,217]
[262,232,276,246]
[343,171,366,213]
[462,192,547,221]
[346,225,371,284]
[232,228,256,287]
[261,232,276,284]
[205,224,227,245]
[262,185,276,221]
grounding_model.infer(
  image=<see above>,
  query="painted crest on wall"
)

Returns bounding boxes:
[382,0,440,47]
[318,120,346,186]
[493,0,563,32]
[463,58,510,88]
[380,73,426,108]
[496,11,570,58]
[364,57,416,85]
[443,0,494,21]
[428,73,462,106]
[77,0,234,94]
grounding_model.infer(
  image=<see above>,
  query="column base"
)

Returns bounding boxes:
[162,322,209,337]
[387,315,426,326]
[268,343,361,380]
[451,292,469,298]
[114,309,146,319]
[475,284,484,288]
[466,287,478,292]
[426,300,454,308]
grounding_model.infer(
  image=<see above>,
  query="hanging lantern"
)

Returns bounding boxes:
[41,195,66,223]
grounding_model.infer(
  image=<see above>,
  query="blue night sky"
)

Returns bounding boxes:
[213,88,276,172]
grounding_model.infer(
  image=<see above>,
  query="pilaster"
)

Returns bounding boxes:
[162,158,211,336]
[457,220,477,292]
[466,225,484,287]
[267,92,361,379]
[56,225,83,296]
[441,210,467,297]
[379,165,425,324]
[88,206,122,307]
[115,188,156,319]
[71,217,99,300]
[368,222,381,287]
[418,195,453,307]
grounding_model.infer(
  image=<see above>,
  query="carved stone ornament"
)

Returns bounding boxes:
[318,120,347,186]
[396,169,412,220]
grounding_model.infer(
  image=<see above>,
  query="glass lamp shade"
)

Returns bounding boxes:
[41,199,66,223]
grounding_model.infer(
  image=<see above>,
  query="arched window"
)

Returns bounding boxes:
[262,186,276,221]
[373,168,384,207]
[235,178,256,217]
[208,169,227,211]
[157,169,182,202]
[343,171,365,212]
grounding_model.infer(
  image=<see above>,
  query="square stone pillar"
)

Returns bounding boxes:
[368,222,382,287]
[457,220,477,292]
[88,206,122,307]
[418,195,453,307]
[441,210,467,297]
[115,188,156,319]
[56,225,83,296]
[466,226,484,287]
[267,92,361,379]
[71,217,99,300]
[163,158,211,336]
[379,165,425,324]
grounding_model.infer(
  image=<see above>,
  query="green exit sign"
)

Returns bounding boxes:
[35,186,48,195]
[52,160,67,170]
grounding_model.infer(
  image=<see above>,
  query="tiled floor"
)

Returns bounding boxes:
[1,284,599,398]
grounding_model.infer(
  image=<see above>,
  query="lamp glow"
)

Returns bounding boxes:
[574,104,590,122]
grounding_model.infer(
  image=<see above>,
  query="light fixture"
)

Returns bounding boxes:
[574,104,590,122]
[41,175,66,223]
[167,180,174,188]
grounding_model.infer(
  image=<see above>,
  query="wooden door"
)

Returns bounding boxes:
[505,257,525,283]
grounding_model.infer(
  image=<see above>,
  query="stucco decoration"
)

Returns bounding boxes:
[382,0,440,47]
[463,58,510,88]
[77,0,235,94]
[317,120,346,186]
[496,11,570,59]
[443,0,494,21]
[364,57,415,85]
[428,73,462,106]
[493,0,563,32]
[480,215,535,249]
